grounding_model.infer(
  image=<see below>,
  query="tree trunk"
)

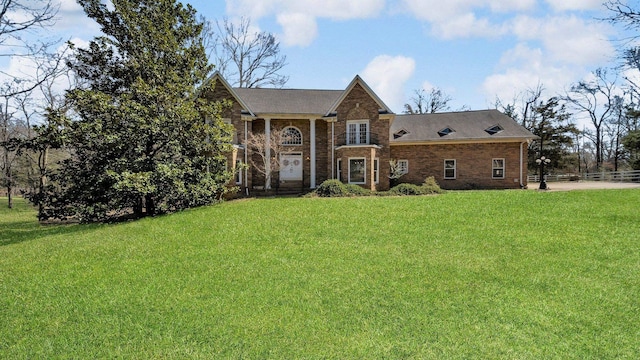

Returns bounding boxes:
[145,194,156,216]
[7,185,12,209]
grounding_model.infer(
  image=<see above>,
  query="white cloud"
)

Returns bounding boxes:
[421,80,435,91]
[482,44,571,103]
[544,0,604,12]
[58,0,83,12]
[361,55,415,112]
[433,12,506,39]
[400,0,534,38]
[511,15,614,66]
[226,0,385,45]
[227,0,385,19]
[277,12,317,47]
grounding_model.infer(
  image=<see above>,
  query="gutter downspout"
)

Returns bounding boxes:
[245,120,249,196]
[331,121,335,179]
[520,141,525,188]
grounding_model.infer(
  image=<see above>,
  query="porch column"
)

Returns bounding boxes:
[370,147,376,191]
[309,118,316,188]
[265,118,271,189]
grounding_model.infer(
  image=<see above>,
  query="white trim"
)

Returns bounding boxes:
[202,72,255,116]
[244,121,248,193]
[520,142,525,187]
[348,157,366,184]
[335,144,382,150]
[325,75,393,116]
[310,119,316,188]
[492,158,505,179]
[235,160,243,185]
[280,152,303,181]
[397,159,409,175]
[374,158,380,184]
[346,119,369,145]
[282,126,303,146]
[331,122,335,179]
[265,118,271,189]
[444,159,456,180]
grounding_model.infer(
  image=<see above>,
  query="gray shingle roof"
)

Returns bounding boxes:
[390,110,536,143]
[233,88,343,115]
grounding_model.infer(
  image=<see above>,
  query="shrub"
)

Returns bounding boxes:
[344,184,371,196]
[389,183,424,195]
[421,176,444,194]
[314,180,350,197]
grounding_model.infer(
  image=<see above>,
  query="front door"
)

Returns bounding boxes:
[280,153,303,181]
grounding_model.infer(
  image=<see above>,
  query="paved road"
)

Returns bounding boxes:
[529,181,640,191]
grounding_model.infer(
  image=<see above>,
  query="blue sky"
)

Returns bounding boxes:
[188,0,618,113]
[5,0,622,115]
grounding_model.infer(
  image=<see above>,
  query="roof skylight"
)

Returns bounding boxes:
[393,129,409,139]
[438,127,455,137]
[485,125,504,135]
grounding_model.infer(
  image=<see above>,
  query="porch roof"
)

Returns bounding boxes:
[233,87,343,116]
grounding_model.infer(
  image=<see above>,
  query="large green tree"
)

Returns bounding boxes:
[40,0,233,222]
[622,130,640,169]
[528,97,579,172]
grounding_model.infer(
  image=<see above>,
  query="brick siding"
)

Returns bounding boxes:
[390,142,528,189]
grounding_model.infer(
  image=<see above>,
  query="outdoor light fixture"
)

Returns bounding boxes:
[536,156,551,190]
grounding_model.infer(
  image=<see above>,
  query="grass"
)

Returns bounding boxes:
[1,190,639,359]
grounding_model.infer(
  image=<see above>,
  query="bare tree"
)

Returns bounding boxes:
[0,0,60,97]
[494,83,544,128]
[0,45,67,208]
[563,68,617,170]
[0,1,63,208]
[203,16,288,88]
[605,1,640,37]
[388,159,407,187]
[404,87,453,114]
[0,96,22,207]
[245,128,294,191]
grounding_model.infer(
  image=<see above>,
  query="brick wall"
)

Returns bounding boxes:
[390,142,528,189]
[334,83,391,190]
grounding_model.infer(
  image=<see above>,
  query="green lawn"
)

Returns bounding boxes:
[1,190,639,359]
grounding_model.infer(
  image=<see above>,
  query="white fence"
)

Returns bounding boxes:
[528,170,640,183]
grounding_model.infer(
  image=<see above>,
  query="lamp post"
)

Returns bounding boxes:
[536,156,551,190]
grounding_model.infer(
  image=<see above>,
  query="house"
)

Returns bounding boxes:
[201,72,537,193]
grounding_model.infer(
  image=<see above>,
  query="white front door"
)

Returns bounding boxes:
[280,153,303,181]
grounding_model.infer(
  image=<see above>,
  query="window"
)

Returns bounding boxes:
[485,125,504,135]
[397,160,408,174]
[438,127,455,137]
[347,120,369,145]
[349,158,366,184]
[235,160,243,184]
[336,159,342,181]
[282,126,302,145]
[492,158,505,179]
[444,159,456,179]
[374,158,379,184]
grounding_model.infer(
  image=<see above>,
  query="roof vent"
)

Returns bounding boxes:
[393,129,409,139]
[485,125,504,135]
[438,127,455,137]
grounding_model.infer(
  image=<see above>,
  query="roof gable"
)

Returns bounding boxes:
[326,75,393,116]
[202,72,255,116]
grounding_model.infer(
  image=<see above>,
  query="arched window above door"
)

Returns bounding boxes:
[282,126,303,145]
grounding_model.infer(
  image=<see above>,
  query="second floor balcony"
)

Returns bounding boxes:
[336,132,381,147]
